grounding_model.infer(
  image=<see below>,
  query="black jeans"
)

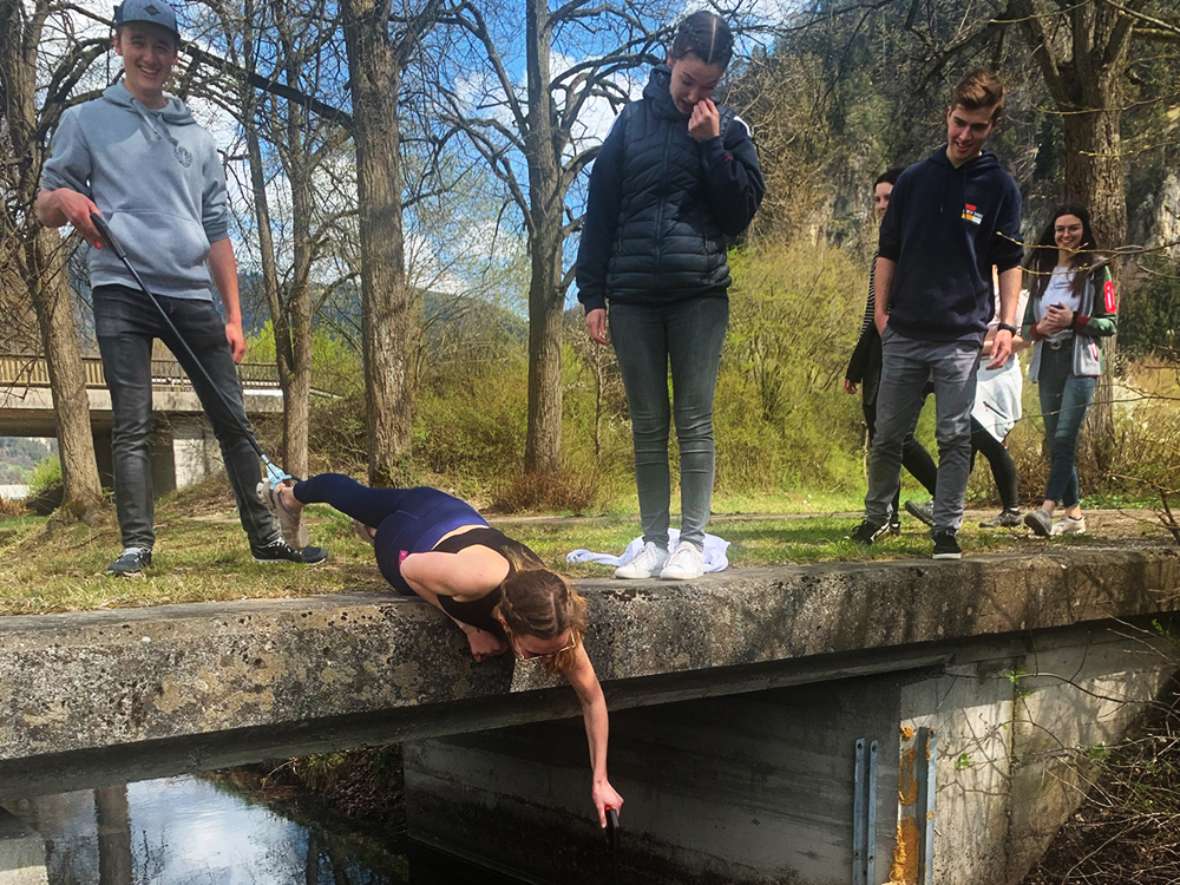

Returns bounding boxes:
[969,418,1020,511]
[93,285,279,550]
[863,398,938,525]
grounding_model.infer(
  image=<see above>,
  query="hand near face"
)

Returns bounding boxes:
[688,99,720,142]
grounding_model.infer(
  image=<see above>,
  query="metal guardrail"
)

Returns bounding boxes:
[0,354,281,390]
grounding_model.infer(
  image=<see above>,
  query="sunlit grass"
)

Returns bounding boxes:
[2,482,1166,615]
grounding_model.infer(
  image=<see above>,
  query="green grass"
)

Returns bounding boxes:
[0,481,1168,616]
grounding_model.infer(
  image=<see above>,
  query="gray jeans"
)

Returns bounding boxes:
[609,296,728,548]
[866,326,981,532]
[94,285,280,550]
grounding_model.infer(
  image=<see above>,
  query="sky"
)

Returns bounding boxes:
[39,0,788,309]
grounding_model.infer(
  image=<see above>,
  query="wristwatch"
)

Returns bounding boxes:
[996,322,1018,334]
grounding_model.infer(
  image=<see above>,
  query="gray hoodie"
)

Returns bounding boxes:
[40,83,229,301]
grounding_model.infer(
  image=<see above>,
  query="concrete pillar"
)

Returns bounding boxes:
[169,416,222,489]
[897,628,1177,885]
[0,810,48,885]
[405,675,903,885]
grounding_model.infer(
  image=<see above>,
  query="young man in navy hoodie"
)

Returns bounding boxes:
[36,0,326,575]
[850,69,1023,560]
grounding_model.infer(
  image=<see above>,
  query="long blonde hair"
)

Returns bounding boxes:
[496,550,588,672]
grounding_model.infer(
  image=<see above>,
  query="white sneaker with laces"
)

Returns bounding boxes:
[659,541,705,581]
[614,541,668,579]
[1051,515,1087,536]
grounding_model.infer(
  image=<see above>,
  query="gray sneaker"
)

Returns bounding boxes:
[257,479,308,548]
[980,509,1022,528]
[1024,509,1053,538]
[107,547,152,577]
[904,499,935,528]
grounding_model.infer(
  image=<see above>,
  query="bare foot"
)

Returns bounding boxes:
[466,628,509,662]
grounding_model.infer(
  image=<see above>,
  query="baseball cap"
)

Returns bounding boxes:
[113,0,180,39]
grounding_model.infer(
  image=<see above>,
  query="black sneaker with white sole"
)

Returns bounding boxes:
[251,539,328,565]
[106,547,152,577]
[931,530,962,560]
[849,520,889,545]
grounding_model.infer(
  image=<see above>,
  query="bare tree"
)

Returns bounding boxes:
[210,0,354,478]
[432,0,676,474]
[0,0,105,522]
[342,0,444,485]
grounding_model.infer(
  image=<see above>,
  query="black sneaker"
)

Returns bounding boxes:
[849,520,889,545]
[251,539,328,565]
[932,530,962,560]
[107,547,152,577]
[888,521,902,536]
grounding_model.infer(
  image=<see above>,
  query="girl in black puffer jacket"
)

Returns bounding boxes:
[576,10,764,581]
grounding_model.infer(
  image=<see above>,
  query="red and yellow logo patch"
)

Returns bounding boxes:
[961,203,983,225]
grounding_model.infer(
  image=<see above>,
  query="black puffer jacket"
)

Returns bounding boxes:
[575,66,764,311]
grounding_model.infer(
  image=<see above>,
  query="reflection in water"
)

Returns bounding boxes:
[3,775,411,884]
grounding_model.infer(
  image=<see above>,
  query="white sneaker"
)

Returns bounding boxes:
[1051,515,1087,536]
[614,541,668,579]
[659,541,705,581]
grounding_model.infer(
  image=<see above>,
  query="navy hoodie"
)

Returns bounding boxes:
[878,147,1023,342]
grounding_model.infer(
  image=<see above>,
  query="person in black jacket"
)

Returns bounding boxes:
[576,10,763,582]
[849,69,1023,560]
[844,167,938,533]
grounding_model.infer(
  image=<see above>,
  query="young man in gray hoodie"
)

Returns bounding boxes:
[36,0,325,576]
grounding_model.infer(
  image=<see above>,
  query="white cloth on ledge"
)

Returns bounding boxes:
[565,529,730,573]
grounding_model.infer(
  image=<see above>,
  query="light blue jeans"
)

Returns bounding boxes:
[1037,346,1097,507]
[609,297,728,548]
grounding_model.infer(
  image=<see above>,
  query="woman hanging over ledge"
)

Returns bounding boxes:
[260,473,624,826]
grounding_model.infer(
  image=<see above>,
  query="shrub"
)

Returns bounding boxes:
[25,455,63,515]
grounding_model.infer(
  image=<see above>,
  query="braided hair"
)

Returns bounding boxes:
[670,10,734,70]
[496,552,588,673]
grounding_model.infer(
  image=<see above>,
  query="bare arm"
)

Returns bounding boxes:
[399,549,510,662]
[873,256,895,335]
[563,644,624,827]
[988,266,1021,369]
[207,239,246,363]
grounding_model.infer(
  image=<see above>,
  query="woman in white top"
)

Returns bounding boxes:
[1019,205,1118,537]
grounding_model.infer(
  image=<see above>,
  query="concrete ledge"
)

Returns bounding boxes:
[1,545,1178,794]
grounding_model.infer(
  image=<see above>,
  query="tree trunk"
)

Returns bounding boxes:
[29,233,105,522]
[522,0,565,475]
[0,0,104,522]
[284,76,314,480]
[1061,87,1124,470]
[342,0,415,486]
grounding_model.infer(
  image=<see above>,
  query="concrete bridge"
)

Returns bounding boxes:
[1,545,1178,884]
[0,353,283,495]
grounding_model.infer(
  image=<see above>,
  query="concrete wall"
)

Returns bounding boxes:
[407,676,902,885]
[0,811,47,885]
[404,625,1178,885]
